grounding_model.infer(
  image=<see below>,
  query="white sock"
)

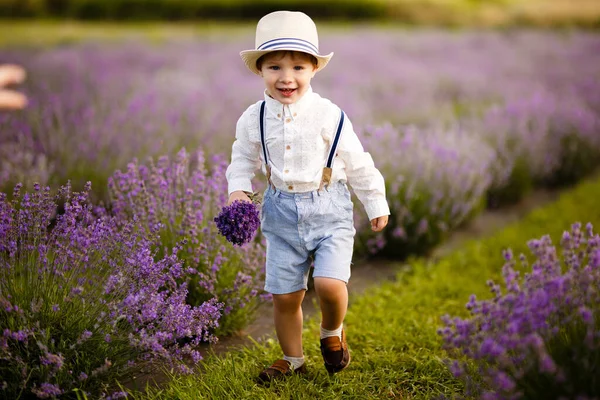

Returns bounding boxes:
[283,355,305,370]
[320,323,343,341]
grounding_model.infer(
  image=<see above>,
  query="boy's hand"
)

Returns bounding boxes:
[228,190,252,206]
[0,64,27,110]
[370,215,389,232]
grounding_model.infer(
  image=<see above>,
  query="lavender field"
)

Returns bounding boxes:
[1,28,600,398]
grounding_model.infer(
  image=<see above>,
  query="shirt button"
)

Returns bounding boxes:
[285,118,291,123]
[277,113,281,118]
[284,169,289,174]
[293,113,297,117]
[288,185,293,190]
[286,145,291,150]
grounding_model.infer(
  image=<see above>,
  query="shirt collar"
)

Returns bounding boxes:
[263,86,315,121]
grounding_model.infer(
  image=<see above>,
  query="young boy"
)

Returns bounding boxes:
[226,10,390,382]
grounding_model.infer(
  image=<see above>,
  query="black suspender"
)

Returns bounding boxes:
[259,101,269,167]
[327,110,345,168]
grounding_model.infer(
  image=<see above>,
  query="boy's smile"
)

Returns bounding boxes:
[259,51,317,105]
[278,88,297,98]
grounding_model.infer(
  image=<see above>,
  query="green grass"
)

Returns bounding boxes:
[0,20,254,48]
[1,0,600,48]
[126,175,600,399]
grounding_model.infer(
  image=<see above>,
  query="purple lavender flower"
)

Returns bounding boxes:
[108,149,266,336]
[2,32,599,260]
[31,383,62,399]
[105,391,128,399]
[440,222,600,399]
[214,200,260,246]
[40,353,64,370]
[1,182,223,398]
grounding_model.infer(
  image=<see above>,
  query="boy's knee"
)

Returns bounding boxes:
[314,277,347,302]
[273,290,305,312]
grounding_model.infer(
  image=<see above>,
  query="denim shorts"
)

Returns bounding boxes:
[260,181,356,295]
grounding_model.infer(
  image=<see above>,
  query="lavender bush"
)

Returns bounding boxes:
[0,42,260,202]
[439,222,600,399]
[0,182,222,398]
[214,200,261,246]
[1,30,599,259]
[2,31,599,199]
[108,148,266,336]
[474,92,600,193]
[355,123,494,258]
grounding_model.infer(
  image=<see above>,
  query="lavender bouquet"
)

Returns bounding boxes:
[439,222,600,399]
[214,199,261,246]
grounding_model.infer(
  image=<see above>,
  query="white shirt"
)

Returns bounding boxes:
[226,87,390,221]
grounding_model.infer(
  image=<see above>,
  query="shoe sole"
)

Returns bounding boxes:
[257,367,307,384]
[325,352,351,374]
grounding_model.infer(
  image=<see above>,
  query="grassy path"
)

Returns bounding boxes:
[121,188,559,393]
[129,176,600,399]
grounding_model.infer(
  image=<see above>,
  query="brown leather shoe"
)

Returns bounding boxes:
[257,359,307,383]
[320,328,351,374]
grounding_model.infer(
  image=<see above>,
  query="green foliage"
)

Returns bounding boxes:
[537,319,600,397]
[487,156,533,208]
[544,133,600,188]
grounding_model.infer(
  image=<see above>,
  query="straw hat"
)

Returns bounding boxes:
[240,11,334,75]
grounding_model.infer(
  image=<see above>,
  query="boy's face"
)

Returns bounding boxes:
[258,51,317,105]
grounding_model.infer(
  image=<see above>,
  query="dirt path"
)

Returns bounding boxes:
[124,187,560,391]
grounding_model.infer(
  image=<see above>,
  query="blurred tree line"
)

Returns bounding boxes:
[1,0,599,27]
[1,0,387,20]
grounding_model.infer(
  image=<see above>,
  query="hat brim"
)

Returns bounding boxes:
[240,49,333,75]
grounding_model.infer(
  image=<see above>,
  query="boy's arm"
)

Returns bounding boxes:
[226,109,262,198]
[335,115,390,222]
[0,64,27,110]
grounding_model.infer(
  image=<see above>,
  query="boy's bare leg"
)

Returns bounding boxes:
[313,277,348,330]
[273,289,306,357]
